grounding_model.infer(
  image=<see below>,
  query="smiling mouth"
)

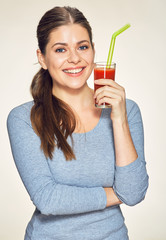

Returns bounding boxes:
[63,67,85,74]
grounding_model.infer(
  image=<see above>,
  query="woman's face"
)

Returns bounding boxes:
[37,24,95,96]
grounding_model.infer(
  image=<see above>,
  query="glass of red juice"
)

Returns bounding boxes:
[94,62,116,108]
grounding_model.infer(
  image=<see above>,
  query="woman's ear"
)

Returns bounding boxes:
[36,49,47,70]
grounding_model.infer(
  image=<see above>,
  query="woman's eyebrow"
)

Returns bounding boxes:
[51,40,90,48]
[51,42,67,48]
[77,40,90,44]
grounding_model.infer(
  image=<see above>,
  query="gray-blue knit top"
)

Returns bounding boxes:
[7,99,149,240]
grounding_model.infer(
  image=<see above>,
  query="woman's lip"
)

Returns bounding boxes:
[63,67,86,77]
[63,66,86,71]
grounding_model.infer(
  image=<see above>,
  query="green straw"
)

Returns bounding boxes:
[106,23,131,66]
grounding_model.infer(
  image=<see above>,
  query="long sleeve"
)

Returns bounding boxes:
[7,104,107,216]
[113,100,149,206]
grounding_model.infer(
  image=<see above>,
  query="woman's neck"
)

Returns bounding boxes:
[52,83,94,112]
[52,83,102,134]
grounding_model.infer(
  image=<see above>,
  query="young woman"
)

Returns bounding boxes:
[7,6,149,240]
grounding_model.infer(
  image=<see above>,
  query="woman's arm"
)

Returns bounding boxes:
[7,105,107,216]
[113,100,149,206]
[94,79,137,166]
[95,80,149,206]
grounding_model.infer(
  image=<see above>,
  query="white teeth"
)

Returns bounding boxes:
[63,68,83,74]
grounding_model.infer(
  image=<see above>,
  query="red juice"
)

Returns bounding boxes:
[94,67,115,91]
[94,65,115,107]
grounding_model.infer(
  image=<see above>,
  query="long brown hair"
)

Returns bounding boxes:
[30,6,93,160]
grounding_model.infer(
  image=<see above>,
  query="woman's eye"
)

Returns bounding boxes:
[55,48,65,53]
[79,45,89,50]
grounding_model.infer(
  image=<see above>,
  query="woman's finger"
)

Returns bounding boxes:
[94,79,124,90]
[94,85,124,97]
[94,85,125,101]
[95,89,122,104]
[97,96,124,107]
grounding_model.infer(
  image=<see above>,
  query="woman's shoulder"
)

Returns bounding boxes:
[7,101,34,125]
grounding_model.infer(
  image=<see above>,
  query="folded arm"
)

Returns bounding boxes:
[7,107,107,216]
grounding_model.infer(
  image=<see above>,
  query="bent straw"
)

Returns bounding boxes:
[107,24,131,66]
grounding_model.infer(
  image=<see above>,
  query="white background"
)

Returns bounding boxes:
[1,0,166,239]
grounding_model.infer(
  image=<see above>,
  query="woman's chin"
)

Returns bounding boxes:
[66,81,87,91]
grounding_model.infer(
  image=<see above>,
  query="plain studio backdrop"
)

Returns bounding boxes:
[1,0,166,239]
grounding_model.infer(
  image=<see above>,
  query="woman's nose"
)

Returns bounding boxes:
[67,49,81,64]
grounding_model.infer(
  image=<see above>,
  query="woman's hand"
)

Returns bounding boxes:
[104,187,122,207]
[94,79,127,123]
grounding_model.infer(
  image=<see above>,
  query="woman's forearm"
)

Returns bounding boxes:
[112,117,138,167]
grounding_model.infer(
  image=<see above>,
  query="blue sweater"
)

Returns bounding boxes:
[7,99,148,240]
